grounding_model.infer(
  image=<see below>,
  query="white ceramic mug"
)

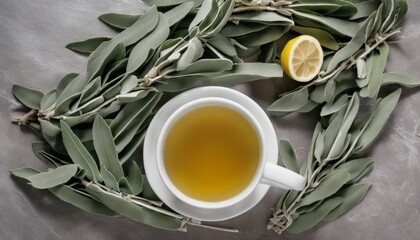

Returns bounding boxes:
[155,96,306,210]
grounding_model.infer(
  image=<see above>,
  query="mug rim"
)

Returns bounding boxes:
[156,97,267,209]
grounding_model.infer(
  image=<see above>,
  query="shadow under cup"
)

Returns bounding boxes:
[156,97,267,209]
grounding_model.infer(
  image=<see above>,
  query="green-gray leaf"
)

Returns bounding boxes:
[382,72,420,87]
[27,164,78,189]
[118,177,134,195]
[325,183,370,221]
[279,140,299,173]
[321,94,349,116]
[299,169,350,207]
[60,120,102,181]
[268,88,309,113]
[291,26,339,51]
[189,0,212,31]
[40,89,57,111]
[99,13,141,30]
[127,161,143,195]
[127,13,170,73]
[85,183,183,230]
[66,37,112,54]
[93,115,124,180]
[291,9,360,38]
[163,2,194,27]
[56,73,79,97]
[101,167,119,190]
[355,89,401,151]
[207,63,283,86]
[12,84,44,110]
[336,157,374,182]
[287,197,343,233]
[111,93,162,153]
[50,184,116,216]
[10,168,115,216]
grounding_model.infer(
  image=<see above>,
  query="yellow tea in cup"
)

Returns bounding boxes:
[163,105,260,202]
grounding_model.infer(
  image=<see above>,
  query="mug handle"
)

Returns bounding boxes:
[260,162,306,190]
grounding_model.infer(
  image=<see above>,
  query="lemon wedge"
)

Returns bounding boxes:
[281,35,323,82]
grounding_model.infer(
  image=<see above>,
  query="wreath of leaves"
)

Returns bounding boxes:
[10,0,419,234]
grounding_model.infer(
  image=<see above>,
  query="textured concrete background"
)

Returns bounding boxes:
[0,0,419,239]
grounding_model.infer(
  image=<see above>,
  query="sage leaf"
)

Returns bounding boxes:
[163,2,194,27]
[325,183,371,221]
[324,79,336,103]
[169,58,234,77]
[175,37,204,71]
[50,184,116,216]
[86,183,183,230]
[66,37,112,54]
[39,119,67,155]
[327,20,368,72]
[56,73,79,97]
[291,9,360,38]
[120,75,138,94]
[12,84,44,110]
[268,88,309,113]
[99,13,141,30]
[207,34,237,57]
[141,175,160,201]
[327,93,359,159]
[314,131,325,162]
[291,26,339,51]
[207,63,283,85]
[93,115,124,180]
[76,76,102,106]
[287,197,343,233]
[336,158,374,182]
[87,42,126,81]
[88,6,159,79]
[361,43,389,98]
[235,25,290,47]
[103,58,128,84]
[101,167,119,190]
[117,89,156,104]
[10,167,40,179]
[119,126,148,164]
[32,141,60,168]
[27,164,78,189]
[60,120,102,181]
[322,108,345,158]
[111,93,162,153]
[143,0,195,7]
[40,89,57,111]
[220,22,267,38]
[127,161,143,195]
[189,0,212,31]
[382,72,420,87]
[355,89,401,152]
[299,169,351,207]
[55,92,81,115]
[349,0,380,20]
[127,13,170,73]
[230,11,294,25]
[321,94,349,116]
[279,140,299,173]
[118,177,134,195]
[55,73,88,112]
[203,0,235,38]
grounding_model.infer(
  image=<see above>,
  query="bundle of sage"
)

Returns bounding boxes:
[9,0,419,235]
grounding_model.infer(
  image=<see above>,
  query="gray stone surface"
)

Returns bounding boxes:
[0,0,419,239]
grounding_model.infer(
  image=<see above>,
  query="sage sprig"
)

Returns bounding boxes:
[268,89,401,233]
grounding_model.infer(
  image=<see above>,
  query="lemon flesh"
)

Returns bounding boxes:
[281,35,323,82]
